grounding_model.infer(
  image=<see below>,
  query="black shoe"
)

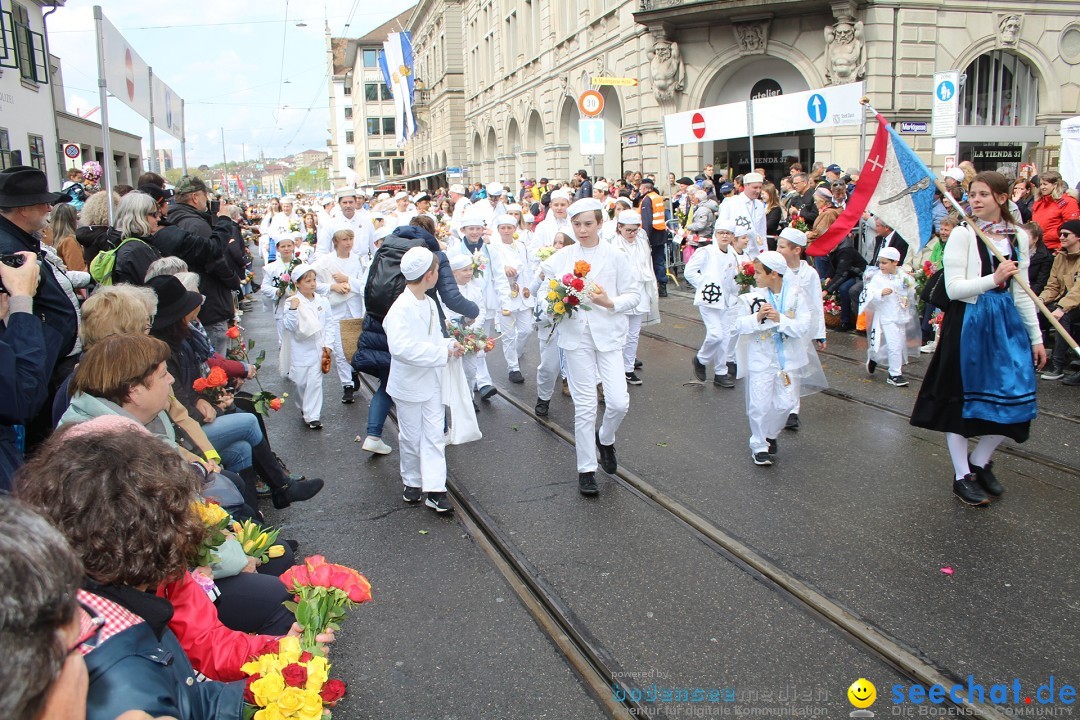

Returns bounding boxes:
[837,322,854,332]
[425,491,454,513]
[692,356,707,381]
[479,384,497,400]
[535,398,549,416]
[634,359,643,370]
[752,451,773,466]
[402,485,423,503]
[767,437,778,455]
[578,471,599,496]
[508,370,525,384]
[713,373,735,388]
[625,371,642,385]
[307,420,323,430]
[785,413,799,430]
[1041,366,1066,381]
[727,361,737,377]
[342,385,355,404]
[969,458,1004,497]
[596,431,618,474]
[953,474,990,506]
[658,285,668,298]
[473,399,480,412]
[866,359,877,375]
[272,478,325,509]
[887,374,909,387]
[1063,369,1080,386]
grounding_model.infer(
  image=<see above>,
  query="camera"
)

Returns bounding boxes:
[209,199,221,214]
[0,252,27,295]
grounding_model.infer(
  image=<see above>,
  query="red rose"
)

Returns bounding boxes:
[309,563,333,587]
[320,679,346,703]
[570,277,584,291]
[565,295,580,306]
[299,651,313,663]
[280,662,308,688]
[226,326,241,340]
[244,673,261,704]
[255,638,281,658]
[269,398,283,411]
[207,367,228,387]
[193,378,208,392]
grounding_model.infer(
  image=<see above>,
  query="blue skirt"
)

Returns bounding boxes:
[959,290,1037,424]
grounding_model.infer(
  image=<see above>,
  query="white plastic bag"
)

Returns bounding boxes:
[443,356,482,445]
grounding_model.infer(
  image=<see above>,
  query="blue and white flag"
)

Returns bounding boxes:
[381,32,416,147]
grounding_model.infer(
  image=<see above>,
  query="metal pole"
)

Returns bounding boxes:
[746,101,755,175]
[93,6,115,224]
[180,99,188,175]
[858,94,869,257]
[147,67,158,174]
[221,128,228,195]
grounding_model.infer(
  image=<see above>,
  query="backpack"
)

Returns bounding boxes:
[62,182,87,211]
[88,237,144,285]
[363,234,425,322]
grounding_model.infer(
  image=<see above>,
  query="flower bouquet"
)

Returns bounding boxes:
[232,519,285,563]
[789,212,809,233]
[288,219,301,233]
[446,318,497,355]
[823,293,843,328]
[535,245,556,262]
[471,249,487,279]
[734,261,757,293]
[194,366,230,403]
[273,258,303,301]
[279,555,372,656]
[241,635,346,720]
[190,499,230,567]
[913,260,938,314]
[305,231,317,247]
[225,327,287,415]
[544,260,595,327]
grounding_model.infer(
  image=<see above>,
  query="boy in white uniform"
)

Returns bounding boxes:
[442,253,486,404]
[611,210,659,385]
[734,251,811,466]
[686,219,741,388]
[260,237,299,343]
[312,229,366,404]
[539,198,642,495]
[490,214,535,383]
[775,226,827,430]
[383,247,465,513]
[531,231,574,417]
[862,246,916,387]
[282,264,333,429]
[532,189,572,249]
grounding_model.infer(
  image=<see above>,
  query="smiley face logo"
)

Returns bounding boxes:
[848,678,876,708]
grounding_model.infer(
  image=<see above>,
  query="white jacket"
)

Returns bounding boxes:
[685,244,739,310]
[282,293,331,366]
[312,253,365,319]
[489,239,535,310]
[863,270,916,324]
[384,290,453,403]
[735,286,811,374]
[784,261,827,341]
[717,194,767,258]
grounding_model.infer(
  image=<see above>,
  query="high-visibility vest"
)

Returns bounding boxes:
[643,192,666,230]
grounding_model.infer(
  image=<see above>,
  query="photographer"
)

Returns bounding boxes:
[0,251,47,491]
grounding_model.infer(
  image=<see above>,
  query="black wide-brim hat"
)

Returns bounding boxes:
[147,275,203,330]
[0,165,70,207]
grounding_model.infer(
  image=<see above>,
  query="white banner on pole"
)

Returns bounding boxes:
[1060,116,1080,191]
[151,74,184,140]
[97,9,151,121]
[664,101,748,146]
[750,82,865,136]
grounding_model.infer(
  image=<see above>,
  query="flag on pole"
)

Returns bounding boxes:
[278,178,285,197]
[807,115,937,256]
[381,32,416,147]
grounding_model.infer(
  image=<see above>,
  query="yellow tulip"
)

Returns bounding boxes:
[257,531,269,545]
[243,539,256,553]
[232,521,243,535]
[268,544,285,558]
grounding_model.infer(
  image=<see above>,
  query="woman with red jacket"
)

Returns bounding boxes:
[1032,171,1080,251]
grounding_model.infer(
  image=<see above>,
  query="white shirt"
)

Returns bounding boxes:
[735,285,811,374]
[685,244,739,309]
[489,239,535,310]
[282,293,331,366]
[313,253,365,319]
[863,270,916,324]
[384,290,452,402]
[532,214,570,249]
[317,211,375,260]
[784,261,827,340]
[717,193,767,258]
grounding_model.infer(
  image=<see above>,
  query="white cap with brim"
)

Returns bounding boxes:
[291,263,315,282]
[487,182,505,196]
[617,210,641,226]
[614,197,633,207]
[494,214,518,228]
[714,219,736,235]
[458,210,487,228]
[758,251,787,275]
[779,227,808,247]
[370,211,385,220]
[401,247,435,281]
[449,253,473,271]
[506,203,522,213]
[550,189,572,203]
[275,236,294,247]
[567,198,603,218]
[449,184,467,195]
[394,191,409,200]
[943,168,965,182]
[523,213,535,222]
[374,226,394,242]
[743,172,764,184]
[878,247,902,262]
[335,187,357,200]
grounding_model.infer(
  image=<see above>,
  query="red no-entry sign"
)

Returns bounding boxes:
[691,112,706,139]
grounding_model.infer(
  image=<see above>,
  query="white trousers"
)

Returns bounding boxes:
[536,330,563,401]
[395,394,447,492]
[471,319,494,390]
[565,342,630,472]
[498,309,533,372]
[325,312,354,387]
[289,363,324,422]
[747,370,796,453]
[697,306,735,375]
[623,314,644,372]
[872,320,907,376]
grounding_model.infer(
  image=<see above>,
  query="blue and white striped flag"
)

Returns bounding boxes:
[381,32,416,147]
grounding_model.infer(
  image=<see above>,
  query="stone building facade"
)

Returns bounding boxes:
[399,0,1079,189]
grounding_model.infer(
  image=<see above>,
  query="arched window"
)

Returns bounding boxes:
[960,51,1038,127]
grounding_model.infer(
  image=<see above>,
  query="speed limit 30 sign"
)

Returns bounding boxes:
[579,90,604,117]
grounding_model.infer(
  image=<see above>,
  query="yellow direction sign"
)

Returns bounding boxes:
[591,77,639,87]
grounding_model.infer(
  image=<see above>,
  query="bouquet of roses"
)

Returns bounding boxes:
[190,499,230,567]
[272,257,303,301]
[279,555,372,656]
[224,328,286,415]
[913,259,938,314]
[544,260,595,327]
[241,635,346,720]
[193,366,230,403]
[471,249,487,279]
[535,245,556,262]
[788,211,809,233]
[288,219,301,233]
[232,519,285,563]
[734,261,758,293]
[822,293,842,317]
[446,318,497,355]
[304,231,317,246]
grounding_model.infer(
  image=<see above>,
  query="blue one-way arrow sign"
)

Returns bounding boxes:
[807,94,827,124]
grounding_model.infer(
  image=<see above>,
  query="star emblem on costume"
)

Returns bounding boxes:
[701,283,723,304]
[735,216,752,230]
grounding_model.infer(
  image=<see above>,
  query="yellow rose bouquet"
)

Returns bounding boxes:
[241,635,347,719]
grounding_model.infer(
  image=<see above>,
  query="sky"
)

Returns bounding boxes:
[47,0,409,168]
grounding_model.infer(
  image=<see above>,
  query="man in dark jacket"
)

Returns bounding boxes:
[167,175,241,353]
[573,170,594,201]
[638,178,670,297]
[0,166,79,375]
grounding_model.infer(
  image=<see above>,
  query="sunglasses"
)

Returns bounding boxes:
[68,601,105,654]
